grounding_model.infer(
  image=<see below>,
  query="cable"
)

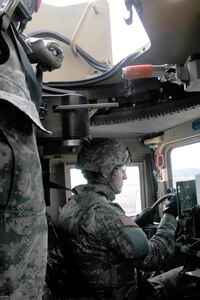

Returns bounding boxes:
[42,84,76,95]
[27,30,148,88]
[44,50,143,88]
[27,30,112,72]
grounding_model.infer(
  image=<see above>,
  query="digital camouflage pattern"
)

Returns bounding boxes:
[76,138,131,173]
[58,183,177,300]
[0,29,48,299]
[0,30,48,132]
[22,0,41,14]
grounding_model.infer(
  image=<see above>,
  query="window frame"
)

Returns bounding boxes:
[165,137,200,188]
[64,161,147,215]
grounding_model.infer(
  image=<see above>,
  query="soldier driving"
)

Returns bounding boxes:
[58,138,179,300]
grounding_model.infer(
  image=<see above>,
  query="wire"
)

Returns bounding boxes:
[28,30,147,88]
[44,50,143,88]
[27,30,112,72]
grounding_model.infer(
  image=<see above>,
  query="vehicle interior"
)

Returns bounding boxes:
[24,0,200,298]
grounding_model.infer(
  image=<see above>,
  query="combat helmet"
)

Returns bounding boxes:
[76,138,131,173]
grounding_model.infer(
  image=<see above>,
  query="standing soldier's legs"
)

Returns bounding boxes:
[0,105,47,299]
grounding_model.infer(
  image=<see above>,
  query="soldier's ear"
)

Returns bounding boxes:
[102,172,111,179]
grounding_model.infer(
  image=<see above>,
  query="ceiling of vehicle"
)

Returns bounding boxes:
[90,105,200,138]
[130,0,200,66]
[42,0,200,139]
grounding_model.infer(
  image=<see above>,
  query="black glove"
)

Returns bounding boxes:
[134,207,155,227]
[27,37,64,71]
[166,187,176,194]
[163,194,178,218]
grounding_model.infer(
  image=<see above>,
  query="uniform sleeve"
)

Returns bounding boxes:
[93,207,177,271]
[93,205,150,259]
[140,213,177,271]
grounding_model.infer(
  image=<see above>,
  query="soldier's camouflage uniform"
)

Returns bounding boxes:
[58,182,178,300]
[0,19,48,300]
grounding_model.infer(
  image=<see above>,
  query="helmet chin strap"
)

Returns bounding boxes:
[108,169,122,195]
[90,178,109,185]
[109,181,121,195]
[89,168,122,195]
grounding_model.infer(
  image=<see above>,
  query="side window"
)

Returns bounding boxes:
[70,168,86,186]
[170,142,200,188]
[69,164,141,217]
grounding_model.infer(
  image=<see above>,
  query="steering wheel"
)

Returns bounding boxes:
[149,192,176,213]
[140,192,176,230]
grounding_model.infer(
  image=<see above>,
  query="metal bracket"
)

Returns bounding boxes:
[70,1,99,56]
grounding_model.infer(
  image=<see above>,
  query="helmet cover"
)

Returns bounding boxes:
[76,138,131,173]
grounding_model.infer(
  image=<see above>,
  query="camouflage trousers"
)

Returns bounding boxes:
[0,104,47,299]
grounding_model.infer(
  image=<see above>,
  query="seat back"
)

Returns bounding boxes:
[46,213,95,299]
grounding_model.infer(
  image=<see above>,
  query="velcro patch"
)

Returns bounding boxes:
[120,216,138,227]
